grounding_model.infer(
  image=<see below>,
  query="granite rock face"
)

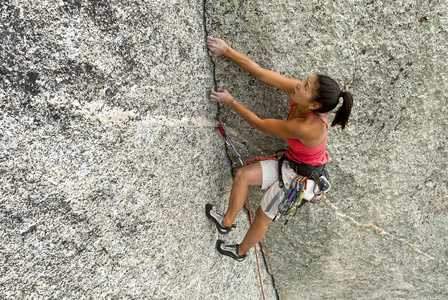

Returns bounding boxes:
[207,0,448,299]
[2,0,448,299]
[1,1,276,299]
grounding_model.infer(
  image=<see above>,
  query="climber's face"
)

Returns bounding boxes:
[291,75,319,110]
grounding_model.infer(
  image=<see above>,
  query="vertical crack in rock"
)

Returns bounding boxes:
[201,2,279,299]
[201,0,235,177]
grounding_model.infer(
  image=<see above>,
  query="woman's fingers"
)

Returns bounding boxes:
[210,89,218,101]
[206,36,227,57]
[211,88,227,95]
[210,94,222,103]
[207,36,219,44]
[210,89,220,101]
[210,88,231,104]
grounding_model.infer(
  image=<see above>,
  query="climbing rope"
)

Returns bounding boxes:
[244,152,283,165]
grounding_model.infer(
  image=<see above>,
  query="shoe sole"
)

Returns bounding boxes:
[205,204,230,234]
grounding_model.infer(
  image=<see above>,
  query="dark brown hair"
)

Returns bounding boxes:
[313,74,353,130]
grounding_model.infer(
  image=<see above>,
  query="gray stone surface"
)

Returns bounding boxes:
[2,0,448,299]
[207,0,448,299]
[1,1,276,299]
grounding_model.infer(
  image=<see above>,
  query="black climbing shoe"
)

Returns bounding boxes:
[216,240,246,262]
[205,203,236,234]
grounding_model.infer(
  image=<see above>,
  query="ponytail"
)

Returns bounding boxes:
[331,91,353,130]
[314,74,353,130]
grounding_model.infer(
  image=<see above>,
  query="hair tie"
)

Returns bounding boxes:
[339,91,344,98]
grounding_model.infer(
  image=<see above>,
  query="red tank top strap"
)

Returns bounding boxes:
[297,113,328,129]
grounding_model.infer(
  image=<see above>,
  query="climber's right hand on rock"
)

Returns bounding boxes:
[207,37,230,57]
[210,88,236,106]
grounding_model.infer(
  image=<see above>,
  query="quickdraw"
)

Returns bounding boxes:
[274,172,331,227]
[217,124,244,166]
[309,172,331,204]
[276,175,307,226]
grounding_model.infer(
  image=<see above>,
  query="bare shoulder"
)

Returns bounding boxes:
[304,114,327,131]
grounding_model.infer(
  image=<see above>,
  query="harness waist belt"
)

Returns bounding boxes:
[287,158,326,177]
[279,154,326,177]
[277,154,327,188]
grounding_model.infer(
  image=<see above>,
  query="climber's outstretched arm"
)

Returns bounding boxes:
[210,89,320,141]
[207,37,300,94]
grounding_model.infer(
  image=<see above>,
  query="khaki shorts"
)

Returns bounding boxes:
[260,160,317,219]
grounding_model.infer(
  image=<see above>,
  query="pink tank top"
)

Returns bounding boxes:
[285,103,329,166]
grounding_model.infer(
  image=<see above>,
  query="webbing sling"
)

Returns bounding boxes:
[265,185,288,212]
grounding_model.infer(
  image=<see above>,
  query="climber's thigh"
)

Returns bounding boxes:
[234,162,262,187]
[259,160,280,190]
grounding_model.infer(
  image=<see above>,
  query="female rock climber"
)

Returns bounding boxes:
[205,36,353,261]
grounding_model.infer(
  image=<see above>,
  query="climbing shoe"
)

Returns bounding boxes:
[205,203,236,234]
[216,240,246,262]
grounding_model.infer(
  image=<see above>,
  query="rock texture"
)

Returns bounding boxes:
[1,1,276,299]
[207,0,448,299]
[2,0,448,299]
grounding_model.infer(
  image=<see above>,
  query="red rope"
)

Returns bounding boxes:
[244,152,283,300]
[244,152,283,165]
